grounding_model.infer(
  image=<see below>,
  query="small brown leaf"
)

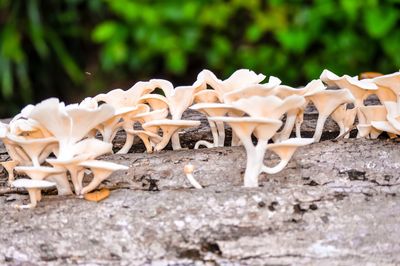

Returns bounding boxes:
[84,188,110,202]
[359,72,383,79]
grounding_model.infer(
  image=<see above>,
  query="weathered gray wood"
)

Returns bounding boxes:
[0,138,399,265]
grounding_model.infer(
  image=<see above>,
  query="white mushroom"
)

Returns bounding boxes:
[142,120,201,151]
[78,160,128,195]
[190,103,239,148]
[184,164,202,189]
[12,178,56,209]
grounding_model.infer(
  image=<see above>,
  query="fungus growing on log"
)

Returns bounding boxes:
[184,164,202,189]
[12,179,56,209]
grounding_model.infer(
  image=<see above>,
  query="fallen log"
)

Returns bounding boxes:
[1,138,399,265]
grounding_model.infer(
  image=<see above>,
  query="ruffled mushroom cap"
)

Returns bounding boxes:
[305,89,355,142]
[9,118,52,139]
[27,98,115,159]
[320,69,377,106]
[331,104,357,138]
[371,121,400,136]
[14,165,71,195]
[137,94,169,110]
[190,103,239,117]
[223,84,277,104]
[12,178,56,209]
[382,101,400,131]
[198,69,267,102]
[6,135,57,166]
[359,105,388,124]
[231,95,306,120]
[95,105,139,143]
[95,81,156,109]
[274,79,325,99]
[14,165,65,180]
[142,120,201,151]
[373,72,400,97]
[133,108,169,125]
[263,138,314,174]
[78,160,128,195]
[193,90,220,104]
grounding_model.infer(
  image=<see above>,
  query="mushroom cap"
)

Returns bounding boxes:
[143,119,201,131]
[46,156,88,168]
[184,164,194,174]
[373,72,400,92]
[137,94,170,109]
[78,160,129,171]
[371,121,400,135]
[190,103,242,118]
[232,95,306,119]
[193,90,220,104]
[345,76,378,90]
[133,108,169,122]
[223,69,266,91]
[267,138,314,161]
[125,129,162,140]
[320,69,378,92]
[28,98,115,145]
[12,178,56,188]
[223,84,277,104]
[359,105,387,123]
[268,138,314,148]
[210,116,281,124]
[15,166,65,175]
[6,135,57,145]
[114,106,141,116]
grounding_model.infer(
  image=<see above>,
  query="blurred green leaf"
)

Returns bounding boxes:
[364,8,398,38]
[166,50,186,74]
[92,21,121,43]
[276,29,311,54]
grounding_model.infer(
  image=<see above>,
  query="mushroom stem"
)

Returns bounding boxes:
[243,140,268,188]
[231,131,241,146]
[275,111,297,142]
[171,132,182,150]
[47,173,73,196]
[184,164,202,189]
[208,119,219,147]
[17,188,40,209]
[295,118,302,138]
[194,140,214,149]
[243,147,264,187]
[262,160,289,174]
[216,121,225,147]
[81,170,110,195]
[312,114,328,142]
[117,132,134,154]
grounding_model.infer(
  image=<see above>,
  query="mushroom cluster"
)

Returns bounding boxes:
[320,70,400,139]
[0,99,128,208]
[1,68,399,206]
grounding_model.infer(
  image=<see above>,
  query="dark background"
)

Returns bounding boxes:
[0,0,399,117]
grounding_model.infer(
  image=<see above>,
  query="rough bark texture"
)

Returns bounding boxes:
[1,138,400,265]
[1,99,399,266]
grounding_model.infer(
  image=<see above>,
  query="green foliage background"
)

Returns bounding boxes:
[0,0,399,116]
